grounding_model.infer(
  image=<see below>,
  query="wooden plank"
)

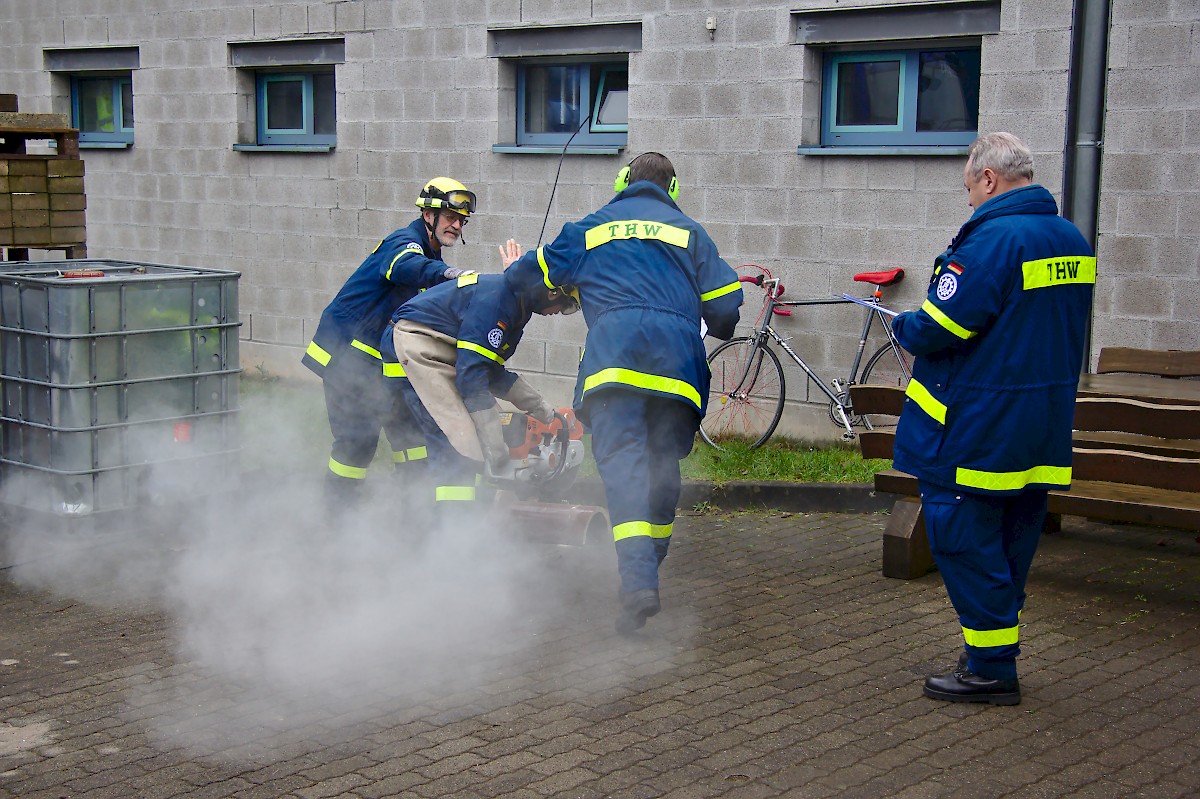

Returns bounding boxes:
[881,497,934,579]
[1074,397,1200,439]
[1071,448,1200,493]
[1097,347,1200,378]
[875,468,918,496]
[1051,481,1200,530]
[858,430,896,460]
[850,384,906,417]
[1077,373,1200,406]
[1073,430,1200,459]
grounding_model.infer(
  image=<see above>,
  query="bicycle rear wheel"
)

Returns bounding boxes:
[857,341,912,429]
[701,337,786,449]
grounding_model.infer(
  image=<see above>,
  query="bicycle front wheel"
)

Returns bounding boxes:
[701,337,786,449]
[857,341,913,428]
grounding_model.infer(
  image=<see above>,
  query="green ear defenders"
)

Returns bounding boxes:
[614,158,680,201]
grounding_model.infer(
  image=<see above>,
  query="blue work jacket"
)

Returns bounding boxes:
[507,181,743,423]
[382,273,532,413]
[302,218,448,378]
[892,184,1095,495]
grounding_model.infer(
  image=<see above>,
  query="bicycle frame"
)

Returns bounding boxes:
[736,277,906,437]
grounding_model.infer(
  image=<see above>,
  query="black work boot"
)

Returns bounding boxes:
[615,588,660,635]
[923,670,1021,706]
[957,650,969,673]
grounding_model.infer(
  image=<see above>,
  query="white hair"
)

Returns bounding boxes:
[966,132,1034,182]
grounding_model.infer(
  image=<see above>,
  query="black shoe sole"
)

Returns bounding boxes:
[923,685,1021,706]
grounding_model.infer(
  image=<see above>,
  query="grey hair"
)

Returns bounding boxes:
[966,132,1034,182]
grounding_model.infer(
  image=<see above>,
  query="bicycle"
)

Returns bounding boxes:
[700,264,911,448]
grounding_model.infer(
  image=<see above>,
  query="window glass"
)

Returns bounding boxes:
[836,60,900,126]
[916,49,980,132]
[820,45,980,146]
[591,66,628,131]
[120,79,134,129]
[265,77,305,132]
[525,64,584,134]
[77,78,116,133]
[313,72,336,136]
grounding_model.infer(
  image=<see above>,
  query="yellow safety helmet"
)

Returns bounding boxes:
[415,177,477,218]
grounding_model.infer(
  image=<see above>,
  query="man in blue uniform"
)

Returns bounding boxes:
[301,177,477,507]
[382,255,577,525]
[506,152,743,634]
[890,133,1095,705]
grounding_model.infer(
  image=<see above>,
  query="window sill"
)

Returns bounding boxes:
[79,141,133,150]
[797,145,970,156]
[232,143,335,153]
[492,144,624,155]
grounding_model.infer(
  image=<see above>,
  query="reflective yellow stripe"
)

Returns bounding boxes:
[582,367,702,410]
[351,339,382,359]
[385,243,424,281]
[536,246,555,289]
[613,521,675,542]
[921,299,976,340]
[1022,256,1097,289]
[328,458,367,479]
[585,220,691,250]
[904,378,947,425]
[613,521,650,541]
[700,281,741,302]
[406,446,427,461]
[392,451,406,463]
[457,340,505,364]
[457,273,479,287]
[956,464,1072,491]
[305,340,331,366]
[435,485,476,502]
[383,361,406,377]
[962,624,1019,648]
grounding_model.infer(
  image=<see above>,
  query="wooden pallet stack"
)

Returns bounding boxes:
[1,94,87,260]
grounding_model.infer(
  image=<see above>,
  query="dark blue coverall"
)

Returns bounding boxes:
[506,180,743,598]
[891,184,1095,681]
[380,272,537,521]
[301,218,449,499]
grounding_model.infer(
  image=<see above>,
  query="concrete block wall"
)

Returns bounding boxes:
[1093,0,1200,356]
[0,0,1193,438]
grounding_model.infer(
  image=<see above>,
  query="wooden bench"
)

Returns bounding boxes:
[1096,347,1200,379]
[851,384,1200,579]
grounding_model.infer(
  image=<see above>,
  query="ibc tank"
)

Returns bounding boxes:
[0,260,241,517]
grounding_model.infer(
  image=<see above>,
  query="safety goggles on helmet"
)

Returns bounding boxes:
[416,178,477,218]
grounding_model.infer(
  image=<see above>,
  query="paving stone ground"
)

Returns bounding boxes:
[0,494,1198,799]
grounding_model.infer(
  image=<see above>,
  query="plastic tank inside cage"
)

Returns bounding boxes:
[0,259,241,518]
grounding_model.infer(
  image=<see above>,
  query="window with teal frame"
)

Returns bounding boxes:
[517,57,628,146]
[256,70,336,146]
[822,47,980,146]
[71,75,134,145]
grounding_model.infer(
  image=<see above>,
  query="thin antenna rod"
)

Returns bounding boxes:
[538,114,591,247]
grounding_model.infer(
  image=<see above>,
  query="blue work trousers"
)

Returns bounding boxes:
[919,480,1048,681]
[587,391,699,595]
[323,347,426,480]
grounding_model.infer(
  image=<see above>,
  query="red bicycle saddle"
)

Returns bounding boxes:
[853,268,905,287]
